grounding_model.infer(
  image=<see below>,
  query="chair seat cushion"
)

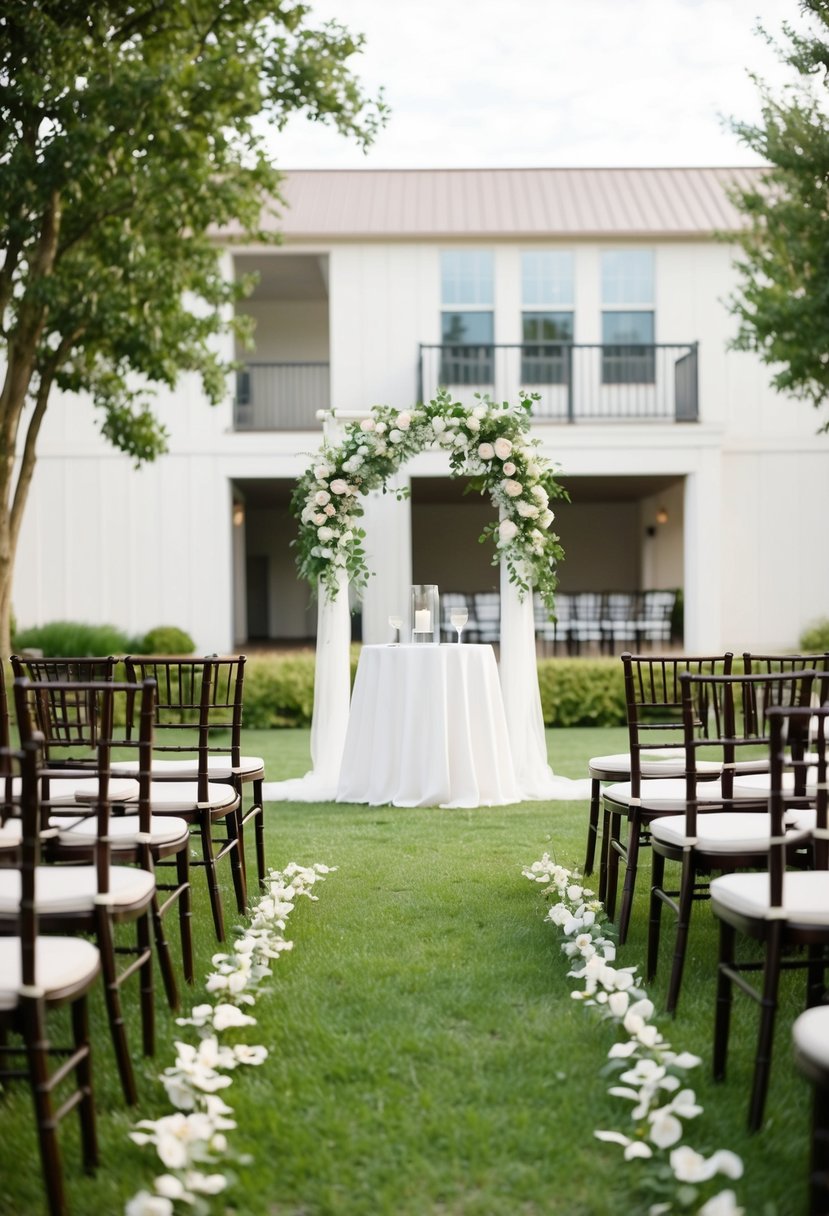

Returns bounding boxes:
[0,866,156,915]
[603,778,748,812]
[111,756,264,780]
[0,936,100,1010]
[146,781,239,812]
[650,812,811,854]
[5,776,140,807]
[588,751,720,781]
[0,818,22,850]
[792,1006,829,1070]
[51,814,190,848]
[711,870,829,924]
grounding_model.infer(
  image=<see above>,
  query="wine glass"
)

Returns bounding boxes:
[450,608,468,643]
[388,615,403,644]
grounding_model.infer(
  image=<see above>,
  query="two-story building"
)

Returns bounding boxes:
[15,167,829,653]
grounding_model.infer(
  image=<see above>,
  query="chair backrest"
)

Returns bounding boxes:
[1,736,44,987]
[472,593,500,643]
[13,678,157,888]
[621,651,734,796]
[123,656,245,791]
[767,703,829,905]
[743,652,829,713]
[9,656,117,765]
[680,669,817,822]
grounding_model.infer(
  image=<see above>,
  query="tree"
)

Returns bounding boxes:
[727,0,829,427]
[0,0,385,654]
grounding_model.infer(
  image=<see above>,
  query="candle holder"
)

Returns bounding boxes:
[410,584,440,645]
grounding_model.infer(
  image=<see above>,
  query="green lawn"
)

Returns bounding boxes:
[0,727,811,1215]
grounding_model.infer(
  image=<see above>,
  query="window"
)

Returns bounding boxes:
[522,312,573,384]
[601,250,655,384]
[440,251,494,384]
[521,252,574,384]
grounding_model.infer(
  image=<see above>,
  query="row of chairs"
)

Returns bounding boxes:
[439,590,679,652]
[583,649,829,1208]
[0,654,266,1215]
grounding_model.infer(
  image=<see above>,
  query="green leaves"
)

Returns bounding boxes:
[726,3,829,425]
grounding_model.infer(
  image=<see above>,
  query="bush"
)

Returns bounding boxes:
[799,617,829,653]
[11,620,133,657]
[138,625,195,655]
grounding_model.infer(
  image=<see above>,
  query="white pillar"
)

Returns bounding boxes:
[683,451,722,652]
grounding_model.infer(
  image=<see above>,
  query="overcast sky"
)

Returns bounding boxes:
[267,0,805,170]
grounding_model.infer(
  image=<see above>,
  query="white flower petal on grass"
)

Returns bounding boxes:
[698,1190,745,1216]
[607,991,630,1018]
[648,1109,683,1149]
[670,1145,719,1183]
[125,1191,174,1216]
[185,1171,229,1195]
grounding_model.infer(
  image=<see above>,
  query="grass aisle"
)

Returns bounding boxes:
[233,797,622,1216]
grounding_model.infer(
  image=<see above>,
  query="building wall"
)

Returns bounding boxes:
[12,232,829,655]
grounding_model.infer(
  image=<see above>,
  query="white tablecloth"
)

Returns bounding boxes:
[336,644,521,808]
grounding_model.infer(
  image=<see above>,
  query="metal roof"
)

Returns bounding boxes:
[228,166,764,241]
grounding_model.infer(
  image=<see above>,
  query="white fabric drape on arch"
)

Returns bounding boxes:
[499,560,592,800]
[263,569,351,802]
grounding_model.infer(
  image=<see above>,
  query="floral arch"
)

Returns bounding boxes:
[291,389,567,611]
[266,391,590,804]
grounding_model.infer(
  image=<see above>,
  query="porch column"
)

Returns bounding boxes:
[683,451,722,652]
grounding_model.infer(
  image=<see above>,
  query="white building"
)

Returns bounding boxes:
[16,167,829,653]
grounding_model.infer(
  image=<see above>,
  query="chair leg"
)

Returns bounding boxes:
[22,997,68,1216]
[176,848,194,985]
[150,890,179,1012]
[617,812,642,945]
[605,811,622,922]
[71,995,98,1172]
[199,818,225,941]
[810,1083,829,1216]
[666,851,696,1015]
[253,777,266,884]
[137,912,155,1060]
[647,849,666,983]
[749,925,783,1132]
[224,808,247,915]
[96,914,138,1105]
[713,918,736,1083]
[584,779,601,876]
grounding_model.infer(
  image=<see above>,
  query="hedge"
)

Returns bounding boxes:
[242,651,627,729]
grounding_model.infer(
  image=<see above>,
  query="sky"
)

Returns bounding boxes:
[268,0,805,170]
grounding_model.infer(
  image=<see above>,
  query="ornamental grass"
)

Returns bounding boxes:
[0,727,809,1215]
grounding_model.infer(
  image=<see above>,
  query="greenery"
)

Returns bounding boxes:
[11,619,195,657]
[726,0,829,427]
[0,726,810,1215]
[292,390,568,613]
[0,2,385,659]
[799,615,829,651]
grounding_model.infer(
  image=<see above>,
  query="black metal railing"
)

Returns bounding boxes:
[419,343,698,422]
[234,362,330,431]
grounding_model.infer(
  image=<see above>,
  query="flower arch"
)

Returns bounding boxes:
[291,389,567,610]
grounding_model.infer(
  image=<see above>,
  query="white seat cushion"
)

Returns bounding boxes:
[589,751,721,780]
[0,936,100,1011]
[52,814,190,848]
[792,1005,829,1070]
[0,818,22,850]
[650,811,811,854]
[711,870,829,924]
[603,778,748,813]
[146,781,239,812]
[732,769,818,798]
[0,866,156,915]
[111,756,264,779]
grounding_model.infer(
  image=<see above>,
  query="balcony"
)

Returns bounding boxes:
[419,342,698,423]
[234,363,330,431]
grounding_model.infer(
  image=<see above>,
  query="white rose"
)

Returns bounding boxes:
[472,404,487,419]
[324,504,336,516]
[339,531,353,545]
[432,416,446,434]
[314,490,330,506]
[396,411,412,430]
[502,461,516,476]
[360,418,375,432]
[313,513,326,526]
[465,415,480,432]
[494,437,513,459]
[517,502,538,518]
[503,479,523,497]
[314,464,331,480]
[532,485,549,506]
[478,442,495,460]
[540,509,555,528]
[330,479,348,495]
[388,428,403,443]
[498,519,518,542]
[374,441,388,455]
[375,421,387,434]
[453,432,467,446]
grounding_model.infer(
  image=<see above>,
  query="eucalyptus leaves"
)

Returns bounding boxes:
[292,390,567,612]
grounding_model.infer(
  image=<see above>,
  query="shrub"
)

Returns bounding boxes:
[138,625,195,655]
[243,653,318,728]
[11,620,132,657]
[799,617,829,653]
